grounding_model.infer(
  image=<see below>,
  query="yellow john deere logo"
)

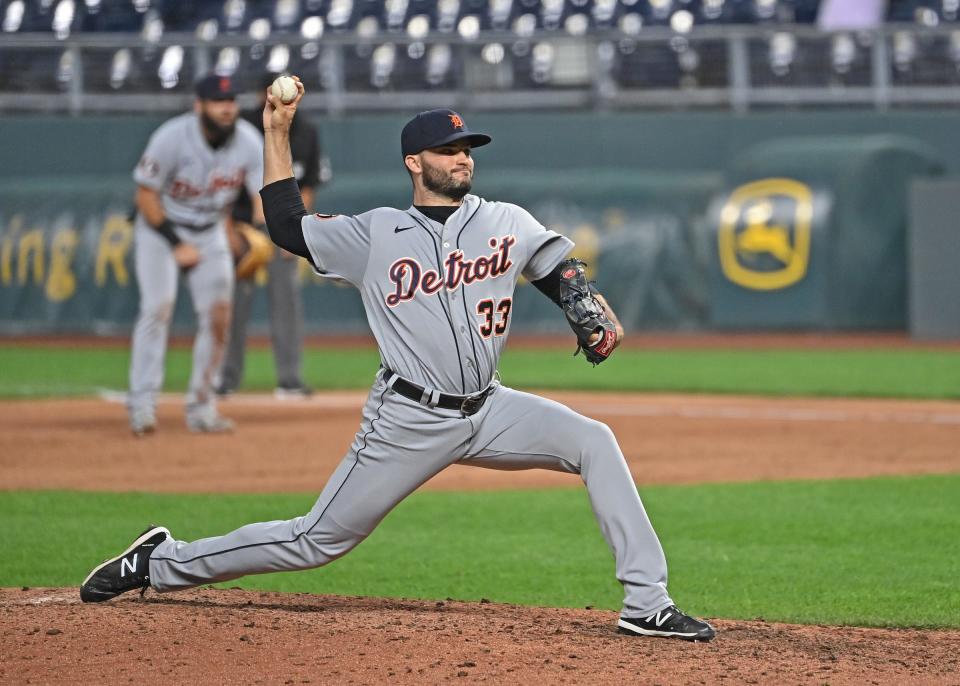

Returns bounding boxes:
[718,178,813,290]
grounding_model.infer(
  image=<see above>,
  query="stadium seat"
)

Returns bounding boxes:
[4,0,960,100]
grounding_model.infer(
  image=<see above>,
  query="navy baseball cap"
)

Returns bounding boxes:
[195,74,237,100]
[401,109,492,157]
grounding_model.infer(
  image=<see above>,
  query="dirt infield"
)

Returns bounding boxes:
[2,391,959,684]
[2,392,958,492]
[1,587,958,685]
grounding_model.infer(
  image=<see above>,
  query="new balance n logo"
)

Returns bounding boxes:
[649,610,673,627]
[120,553,137,577]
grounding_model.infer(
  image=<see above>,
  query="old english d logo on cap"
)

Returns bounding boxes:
[195,73,237,99]
[400,109,492,156]
[718,178,813,291]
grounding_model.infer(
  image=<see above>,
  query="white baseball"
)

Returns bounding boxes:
[270,75,298,104]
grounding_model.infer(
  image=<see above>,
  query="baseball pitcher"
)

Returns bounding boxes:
[84,78,715,642]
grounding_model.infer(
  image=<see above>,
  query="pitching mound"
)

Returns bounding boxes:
[3,587,957,684]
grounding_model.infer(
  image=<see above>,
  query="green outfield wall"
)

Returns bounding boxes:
[0,110,951,335]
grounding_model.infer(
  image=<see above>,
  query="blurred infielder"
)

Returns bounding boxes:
[84,78,715,642]
[127,74,264,435]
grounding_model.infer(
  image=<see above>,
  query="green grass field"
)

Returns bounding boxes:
[1,344,958,398]
[2,476,958,628]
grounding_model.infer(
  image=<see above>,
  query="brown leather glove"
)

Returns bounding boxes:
[234,222,275,280]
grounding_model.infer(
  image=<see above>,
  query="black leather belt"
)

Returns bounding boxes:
[176,220,216,232]
[382,369,492,416]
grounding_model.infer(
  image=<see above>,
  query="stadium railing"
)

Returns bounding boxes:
[2,23,960,113]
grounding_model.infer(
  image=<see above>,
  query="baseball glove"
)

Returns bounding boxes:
[558,258,618,366]
[234,222,275,279]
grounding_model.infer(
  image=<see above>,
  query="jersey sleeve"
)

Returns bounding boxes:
[515,207,575,281]
[301,211,372,286]
[132,126,177,191]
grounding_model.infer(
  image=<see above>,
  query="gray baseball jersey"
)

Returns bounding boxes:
[128,113,262,427]
[133,112,263,227]
[302,195,570,394]
[148,192,675,618]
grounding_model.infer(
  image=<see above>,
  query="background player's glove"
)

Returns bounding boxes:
[234,222,275,280]
[557,258,618,366]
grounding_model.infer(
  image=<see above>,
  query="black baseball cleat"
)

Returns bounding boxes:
[80,525,170,603]
[618,606,716,642]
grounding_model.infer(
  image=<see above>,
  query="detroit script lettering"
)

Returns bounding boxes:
[168,170,246,200]
[386,235,516,307]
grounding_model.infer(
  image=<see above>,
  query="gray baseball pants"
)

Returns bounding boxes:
[127,218,234,416]
[149,372,674,617]
[219,253,306,391]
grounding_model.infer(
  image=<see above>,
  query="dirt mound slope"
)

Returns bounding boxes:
[3,587,957,685]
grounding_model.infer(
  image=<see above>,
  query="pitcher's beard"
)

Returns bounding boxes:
[201,112,236,149]
[422,161,471,201]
